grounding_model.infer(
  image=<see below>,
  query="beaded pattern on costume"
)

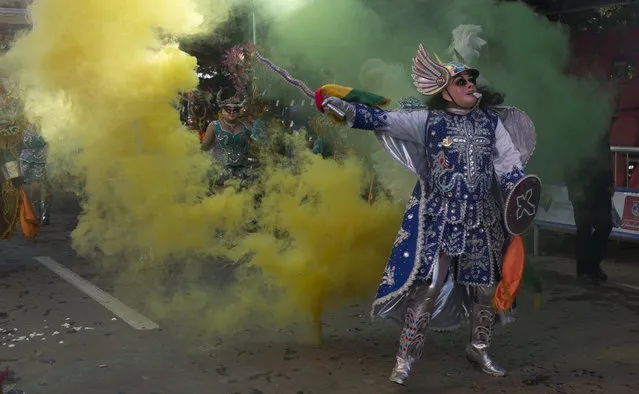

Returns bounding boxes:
[212,121,251,167]
[417,197,504,285]
[425,109,496,198]
[351,104,388,130]
[416,109,505,286]
[381,265,396,287]
[398,306,430,360]
[394,228,411,247]
[500,166,525,194]
[21,131,47,163]
[472,306,495,348]
[373,183,425,304]
[398,97,427,111]
[20,128,48,183]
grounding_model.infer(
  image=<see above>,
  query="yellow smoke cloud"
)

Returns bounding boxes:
[3,0,403,337]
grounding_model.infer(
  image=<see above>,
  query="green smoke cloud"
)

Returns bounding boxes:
[255,0,613,184]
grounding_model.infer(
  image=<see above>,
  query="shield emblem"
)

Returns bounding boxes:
[503,174,542,235]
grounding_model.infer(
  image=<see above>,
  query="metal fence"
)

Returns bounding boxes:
[611,145,639,188]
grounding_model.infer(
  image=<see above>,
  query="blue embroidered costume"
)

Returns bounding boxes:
[353,106,525,309]
[319,41,538,385]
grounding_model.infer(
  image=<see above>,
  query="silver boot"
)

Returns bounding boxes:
[40,201,50,226]
[32,200,42,224]
[465,303,507,377]
[389,256,452,385]
[389,306,431,385]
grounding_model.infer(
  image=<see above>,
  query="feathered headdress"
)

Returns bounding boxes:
[448,24,487,66]
[216,88,246,108]
[448,24,490,86]
[221,44,252,95]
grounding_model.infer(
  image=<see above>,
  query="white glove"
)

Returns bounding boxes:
[321,96,355,122]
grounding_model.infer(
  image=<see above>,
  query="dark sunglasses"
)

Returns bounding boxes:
[223,107,241,113]
[454,76,477,86]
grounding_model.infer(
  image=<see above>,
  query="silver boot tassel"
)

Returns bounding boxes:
[465,303,507,377]
[389,306,431,385]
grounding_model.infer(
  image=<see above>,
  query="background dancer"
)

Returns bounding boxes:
[201,89,254,190]
[20,124,52,225]
[0,82,39,240]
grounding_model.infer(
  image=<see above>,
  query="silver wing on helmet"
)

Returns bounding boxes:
[411,44,450,96]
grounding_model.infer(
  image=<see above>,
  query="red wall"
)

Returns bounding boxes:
[570,28,639,188]
[570,27,639,79]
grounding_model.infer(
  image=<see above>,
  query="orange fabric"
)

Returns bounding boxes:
[19,188,40,241]
[493,235,525,313]
[197,129,206,142]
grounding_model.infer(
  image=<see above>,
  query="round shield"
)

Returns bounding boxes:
[504,174,542,235]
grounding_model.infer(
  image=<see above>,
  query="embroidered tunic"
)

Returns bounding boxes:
[208,120,254,185]
[210,120,251,167]
[349,104,524,290]
[20,127,48,183]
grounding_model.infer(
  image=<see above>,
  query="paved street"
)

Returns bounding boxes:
[1,197,639,394]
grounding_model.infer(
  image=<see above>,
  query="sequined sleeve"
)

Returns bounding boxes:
[349,103,429,146]
[494,118,525,194]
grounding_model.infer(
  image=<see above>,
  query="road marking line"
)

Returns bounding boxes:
[34,256,159,330]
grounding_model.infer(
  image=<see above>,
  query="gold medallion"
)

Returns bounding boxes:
[441,136,453,147]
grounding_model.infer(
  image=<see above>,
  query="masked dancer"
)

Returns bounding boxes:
[201,89,254,189]
[20,124,52,225]
[0,82,39,239]
[318,44,540,385]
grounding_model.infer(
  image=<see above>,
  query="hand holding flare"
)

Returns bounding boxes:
[315,84,390,122]
[251,48,390,120]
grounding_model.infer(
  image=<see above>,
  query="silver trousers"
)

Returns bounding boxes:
[389,254,505,385]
